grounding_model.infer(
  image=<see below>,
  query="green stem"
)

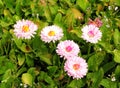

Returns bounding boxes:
[87,43,91,55]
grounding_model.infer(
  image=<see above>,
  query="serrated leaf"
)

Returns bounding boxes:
[22,73,33,86]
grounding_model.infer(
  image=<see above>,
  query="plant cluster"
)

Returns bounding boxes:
[0,0,120,88]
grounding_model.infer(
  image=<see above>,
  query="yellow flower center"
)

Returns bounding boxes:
[73,64,80,70]
[22,25,29,32]
[48,31,55,36]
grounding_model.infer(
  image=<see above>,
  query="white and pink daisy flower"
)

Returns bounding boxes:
[13,19,38,39]
[56,40,80,59]
[64,56,88,79]
[40,25,63,43]
[14,19,38,39]
[81,25,102,43]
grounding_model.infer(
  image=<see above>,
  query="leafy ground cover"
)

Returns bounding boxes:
[0,0,120,88]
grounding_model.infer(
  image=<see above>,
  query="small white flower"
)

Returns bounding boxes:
[13,19,38,39]
[115,7,118,11]
[40,25,64,43]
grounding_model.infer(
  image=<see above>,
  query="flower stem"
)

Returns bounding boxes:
[87,43,91,55]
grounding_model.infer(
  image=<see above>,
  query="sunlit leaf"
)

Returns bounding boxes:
[113,49,120,63]
[22,73,33,86]
[113,29,120,46]
[77,0,89,12]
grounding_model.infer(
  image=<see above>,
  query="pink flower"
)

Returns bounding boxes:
[56,40,80,59]
[81,25,102,43]
[13,19,38,39]
[88,18,102,27]
[40,25,64,43]
[64,56,88,79]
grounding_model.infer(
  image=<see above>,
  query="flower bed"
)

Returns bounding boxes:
[0,0,120,88]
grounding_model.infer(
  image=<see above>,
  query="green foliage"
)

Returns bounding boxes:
[0,0,120,87]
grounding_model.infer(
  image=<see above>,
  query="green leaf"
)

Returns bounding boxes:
[47,66,58,76]
[22,73,33,86]
[17,54,25,66]
[115,65,120,79]
[13,36,22,48]
[38,71,55,87]
[44,6,52,22]
[70,29,82,38]
[100,79,117,88]
[0,21,13,27]
[49,5,58,15]
[16,67,27,77]
[15,0,22,16]
[36,52,52,65]
[102,61,116,73]
[76,0,89,12]
[32,36,43,51]
[87,68,104,88]
[27,67,39,80]
[113,29,120,46]
[113,49,120,63]
[92,68,104,88]
[111,0,120,6]
[4,0,15,14]
[98,42,112,53]
[67,79,85,88]
[2,69,11,83]
[26,55,34,67]
[20,43,32,53]
[0,0,4,8]
[88,52,105,71]
[9,49,16,60]
[54,13,62,25]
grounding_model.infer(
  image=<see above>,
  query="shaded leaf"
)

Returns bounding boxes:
[115,65,120,79]
[17,54,25,66]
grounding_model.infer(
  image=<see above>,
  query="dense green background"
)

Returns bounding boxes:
[0,0,120,88]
